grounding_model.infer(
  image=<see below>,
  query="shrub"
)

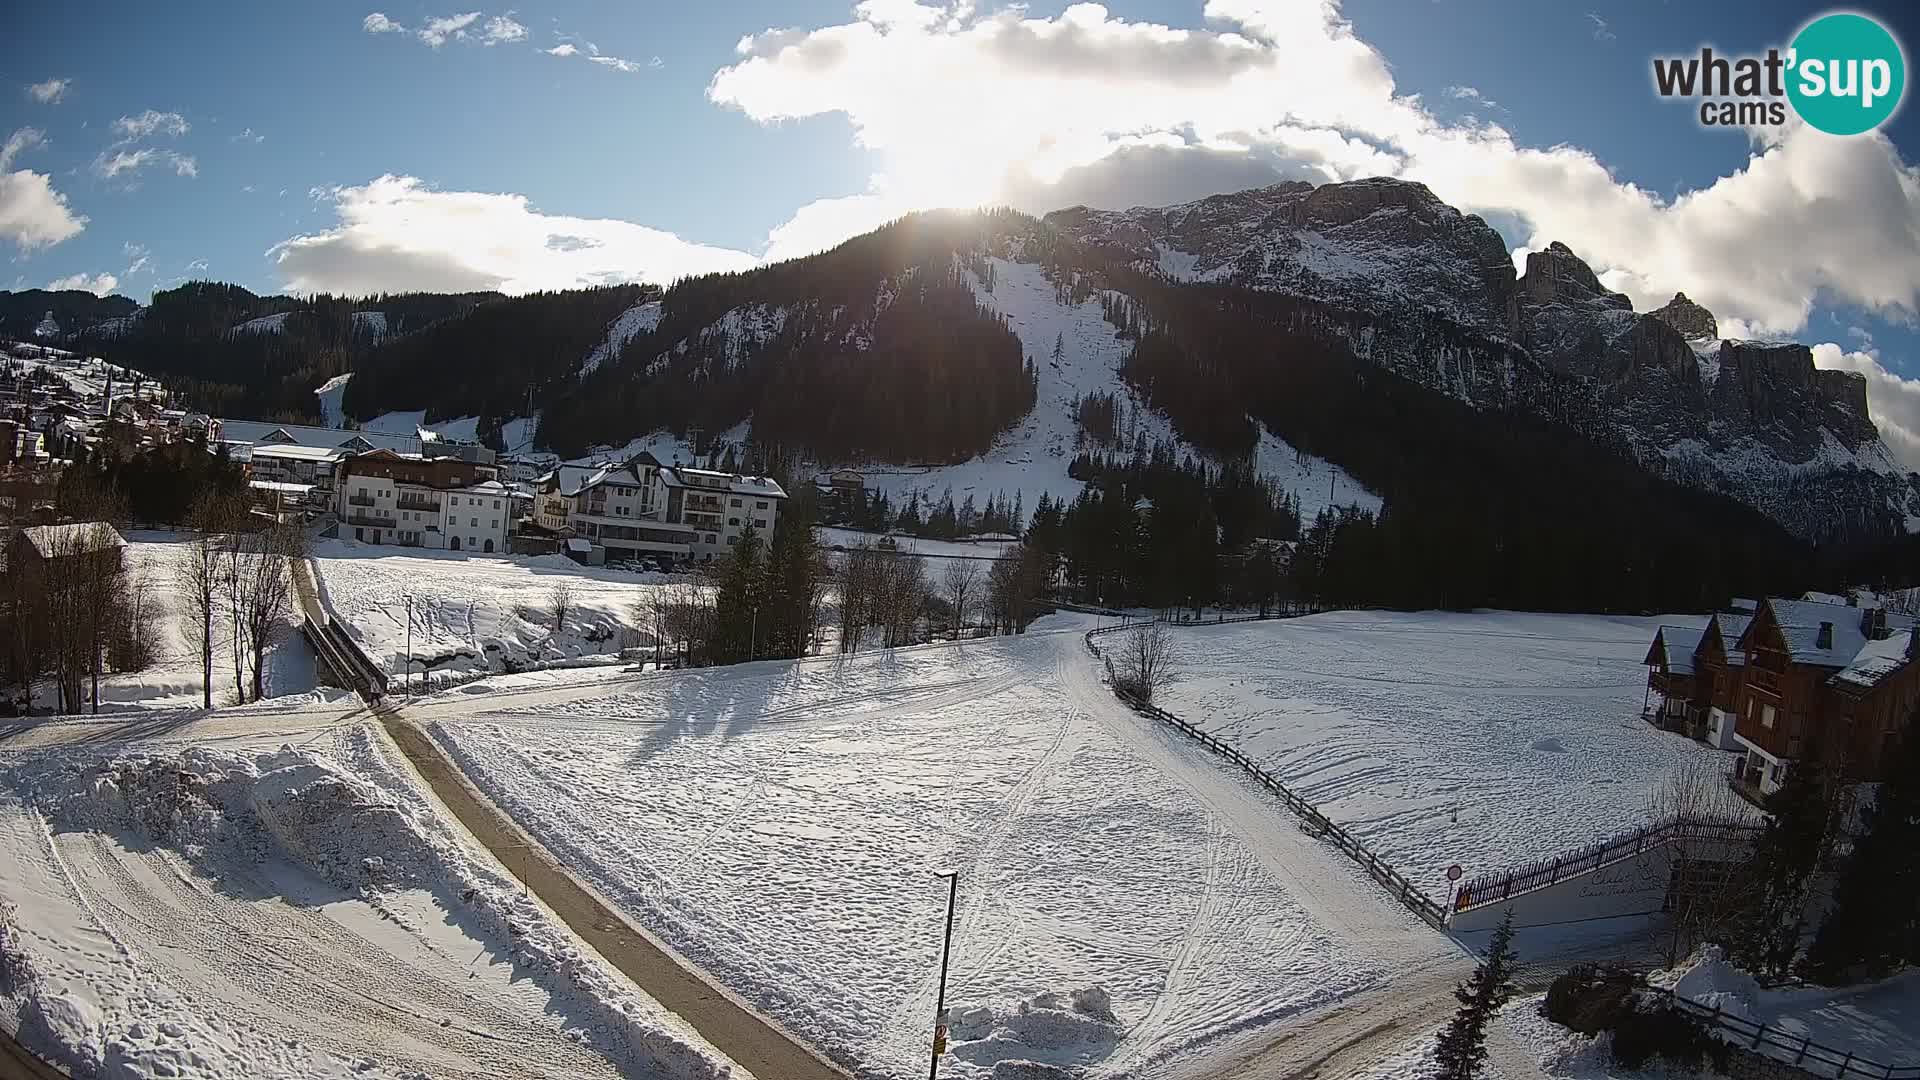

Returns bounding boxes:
[1610,1002,1727,1072]
[1543,963,1638,1034]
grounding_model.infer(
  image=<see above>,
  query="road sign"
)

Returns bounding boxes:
[1446,864,1464,882]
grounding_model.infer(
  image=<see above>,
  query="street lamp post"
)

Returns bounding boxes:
[750,603,759,661]
[403,593,413,695]
[929,871,959,1080]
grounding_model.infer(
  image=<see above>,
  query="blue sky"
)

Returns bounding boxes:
[3,0,1918,402]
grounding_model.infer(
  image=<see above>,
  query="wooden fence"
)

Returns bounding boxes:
[1651,987,1919,1080]
[1452,815,1761,914]
[1084,618,1449,929]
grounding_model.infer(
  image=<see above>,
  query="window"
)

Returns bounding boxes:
[754,519,767,529]
[470,517,479,527]
[493,499,500,510]
[729,517,740,527]
[730,498,742,507]
[756,500,768,509]
[705,534,717,545]
[1761,704,1776,729]
[727,536,738,545]
[490,519,498,529]
[469,536,478,548]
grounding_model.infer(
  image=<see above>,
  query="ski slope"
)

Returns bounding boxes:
[844,257,1379,524]
[415,620,1447,1079]
[1154,611,1737,887]
[0,717,743,1080]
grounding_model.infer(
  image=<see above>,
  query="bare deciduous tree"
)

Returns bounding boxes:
[836,545,883,654]
[549,581,575,641]
[943,558,980,639]
[877,555,927,649]
[1649,754,1756,964]
[1113,621,1175,703]
[176,531,222,709]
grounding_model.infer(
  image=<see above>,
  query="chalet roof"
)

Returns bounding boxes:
[1711,613,1753,667]
[1830,629,1917,692]
[540,453,662,497]
[18,521,127,559]
[1648,625,1706,674]
[246,443,351,463]
[1751,598,1919,669]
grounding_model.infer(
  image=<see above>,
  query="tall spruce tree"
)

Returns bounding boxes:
[1731,741,1840,979]
[713,525,765,664]
[1804,724,1920,982]
[1434,912,1519,1080]
[764,490,824,659]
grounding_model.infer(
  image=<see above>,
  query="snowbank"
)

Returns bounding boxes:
[0,731,745,1079]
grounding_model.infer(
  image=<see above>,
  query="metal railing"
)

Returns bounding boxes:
[396,497,441,512]
[1083,613,1448,929]
[347,493,376,507]
[344,511,395,528]
[1453,816,1761,914]
[1652,987,1919,1080]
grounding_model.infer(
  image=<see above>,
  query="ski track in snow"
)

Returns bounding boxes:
[419,621,1441,1079]
[1156,610,1743,883]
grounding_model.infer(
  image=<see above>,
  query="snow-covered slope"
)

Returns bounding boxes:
[352,310,387,339]
[313,373,352,428]
[582,299,663,376]
[859,255,1379,520]
[228,311,290,336]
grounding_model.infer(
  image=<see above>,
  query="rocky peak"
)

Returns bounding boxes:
[1516,241,1630,311]
[1648,292,1718,340]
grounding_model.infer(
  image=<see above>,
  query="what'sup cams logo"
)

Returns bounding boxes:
[1653,11,1906,134]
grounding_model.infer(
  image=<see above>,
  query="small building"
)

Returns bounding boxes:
[533,454,787,565]
[9,522,127,581]
[1644,624,1707,736]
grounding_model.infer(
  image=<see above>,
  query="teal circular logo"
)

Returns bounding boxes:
[1788,13,1906,135]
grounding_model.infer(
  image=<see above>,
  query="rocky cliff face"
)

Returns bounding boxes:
[1048,178,1917,542]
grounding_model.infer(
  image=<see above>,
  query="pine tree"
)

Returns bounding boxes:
[713,526,764,664]
[1433,912,1519,1080]
[1804,723,1920,981]
[1730,742,1840,979]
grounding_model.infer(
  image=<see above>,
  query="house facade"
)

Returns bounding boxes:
[533,454,788,565]
[336,449,513,554]
[1729,598,1919,799]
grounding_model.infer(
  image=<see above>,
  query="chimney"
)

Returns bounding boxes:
[1862,607,1889,641]
[1816,622,1834,650]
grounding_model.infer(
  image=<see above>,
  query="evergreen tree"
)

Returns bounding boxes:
[713,526,765,664]
[1433,912,1519,1080]
[763,492,825,659]
[1804,724,1920,981]
[1731,743,1841,979]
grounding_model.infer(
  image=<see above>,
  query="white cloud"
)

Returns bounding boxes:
[1814,344,1920,470]
[111,109,189,141]
[0,128,86,251]
[419,12,482,47]
[1445,85,1480,100]
[123,242,152,276]
[363,12,403,33]
[185,258,209,273]
[232,127,265,144]
[707,0,1920,337]
[484,14,527,44]
[544,36,648,73]
[269,175,756,295]
[95,148,198,180]
[26,78,68,104]
[47,271,118,296]
[1586,13,1615,44]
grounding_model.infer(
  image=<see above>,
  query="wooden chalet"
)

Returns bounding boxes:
[1729,598,1920,800]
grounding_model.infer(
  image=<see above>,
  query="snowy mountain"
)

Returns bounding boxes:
[1048,180,1917,542]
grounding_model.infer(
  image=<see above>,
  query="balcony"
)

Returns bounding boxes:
[396,496,441,513]
[685,494,725,512]
[348,493,376,507]
[345,511,395,528]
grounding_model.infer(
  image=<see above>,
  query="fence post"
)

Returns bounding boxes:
[1795,1036,1811,1066]
[1752,1023,1767,1050]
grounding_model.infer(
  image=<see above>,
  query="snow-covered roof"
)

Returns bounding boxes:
[457,480,513,496]
[1650,625,1706,674]
[566,537,594,553]
[248,479,316,494]
[1756,598,1919,668]
[1830,630,1916,691]
[246,443,351,463]
[1711,613,1753,667]
[659,466,787,499]
[218,419,420,455]
[18,521,126,559]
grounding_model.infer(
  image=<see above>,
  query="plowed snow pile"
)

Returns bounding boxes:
[0,729,743,1079]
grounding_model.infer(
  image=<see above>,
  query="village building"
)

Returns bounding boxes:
[533,453,787,565]
[336,449,513,554]
[8,522,127,583]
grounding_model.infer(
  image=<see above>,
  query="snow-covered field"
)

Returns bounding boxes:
[1154,611,1732,890]
[31,532,316,715]
[0,717,742,1079]
[310,540,690,687]
[417,622,1446,1079]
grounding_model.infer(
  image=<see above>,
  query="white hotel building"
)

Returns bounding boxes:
[534,452,786,564]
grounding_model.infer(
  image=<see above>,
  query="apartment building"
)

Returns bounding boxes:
[534,452,787,565]
[337,449,514,554]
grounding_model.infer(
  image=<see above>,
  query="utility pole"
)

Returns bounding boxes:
[404,592,413,695]
[750,603,759,661]
[929,871,959,1080]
